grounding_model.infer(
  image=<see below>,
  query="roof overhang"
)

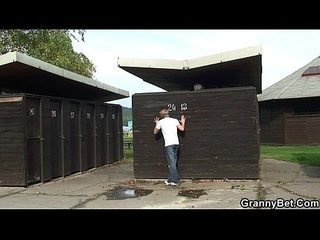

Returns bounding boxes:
[118,46,262,93]
[0,52,129,102]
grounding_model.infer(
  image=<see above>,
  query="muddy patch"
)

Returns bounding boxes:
[126,179,164,186]
[105,186,153,200]
[178,189,207,198]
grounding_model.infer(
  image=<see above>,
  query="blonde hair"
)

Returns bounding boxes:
[159,109,169,118]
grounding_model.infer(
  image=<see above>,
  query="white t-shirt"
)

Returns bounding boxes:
[156,117,180,146]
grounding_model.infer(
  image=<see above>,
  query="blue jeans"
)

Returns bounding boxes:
[164,144,179,183]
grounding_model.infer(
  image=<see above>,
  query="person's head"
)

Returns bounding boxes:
[159,109,170,118]
[194,83,205,91]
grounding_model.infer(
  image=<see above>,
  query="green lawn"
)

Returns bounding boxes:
[261,144,320,166]
[122,138,320,166]
[123,135,133,160]
[124,148,133,160]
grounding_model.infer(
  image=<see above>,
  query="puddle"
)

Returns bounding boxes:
[105,186,153,200]
[178,189,207,198]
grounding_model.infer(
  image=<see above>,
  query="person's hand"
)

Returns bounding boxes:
[180,114,186,124]
[154,117,159,124]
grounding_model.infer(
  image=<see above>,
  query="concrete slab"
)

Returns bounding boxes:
[0,158,319,209]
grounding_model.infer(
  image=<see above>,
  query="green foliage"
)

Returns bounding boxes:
[123,132,133,160]
[122,107,132,125]
[260,144,320,166]
[0,29,95,78]
[124,148,133,160]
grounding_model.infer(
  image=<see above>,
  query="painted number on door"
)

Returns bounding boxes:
[168,103,188,111]
[29,108,35,116]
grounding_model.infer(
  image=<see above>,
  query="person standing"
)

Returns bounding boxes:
[153,109,186,186]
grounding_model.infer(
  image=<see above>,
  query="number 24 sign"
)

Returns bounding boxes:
[167,103,188,111]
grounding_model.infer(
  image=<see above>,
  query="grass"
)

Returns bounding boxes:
[261,144,320,166]
[123,134,133,160]
[123,132,133,140]
[124,148,133,160]
[122,134,320,166]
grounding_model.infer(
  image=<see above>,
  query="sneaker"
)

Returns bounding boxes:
[170,182,180,186]
[165,180,180,186]
[164,179,171,186]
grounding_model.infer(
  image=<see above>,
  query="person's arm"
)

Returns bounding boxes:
[153,117,160,134]
[177,114,186,131]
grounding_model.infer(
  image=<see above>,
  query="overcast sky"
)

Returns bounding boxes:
[72,30,320,108]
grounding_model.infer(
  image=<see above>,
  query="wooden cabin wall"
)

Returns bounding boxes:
[0,94,123,187]
[133,87,260,179]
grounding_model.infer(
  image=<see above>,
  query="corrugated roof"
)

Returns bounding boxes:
[118,46,262,93]
[258,56,320,102]
[0,52,129,102]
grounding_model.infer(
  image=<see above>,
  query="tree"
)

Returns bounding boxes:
[122,107,132,126]
[0,29,96,78]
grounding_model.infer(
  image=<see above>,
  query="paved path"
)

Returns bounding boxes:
[0,159,319,209]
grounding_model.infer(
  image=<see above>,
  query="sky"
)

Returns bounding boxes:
[72,30,320,108]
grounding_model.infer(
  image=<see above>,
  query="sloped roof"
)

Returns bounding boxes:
[0,52,129,102]
[118,46,262,93]
[258,56,320,102]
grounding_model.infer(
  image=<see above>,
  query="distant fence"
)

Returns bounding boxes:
[123,139,133,149]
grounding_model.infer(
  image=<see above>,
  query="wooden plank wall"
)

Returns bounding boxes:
[117,105,124,161]
[0,94,124,186]
[42,99,63,182]
[107,104,123,163]
[25,97,41,184]
[85,104,95,170]
[133,87,260,179]
[62,101,80,176]
[95,105,106,167]
[0,97,26,186]
[259,102,285,144]
[285,113,320,144]
[260,98,320,145]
